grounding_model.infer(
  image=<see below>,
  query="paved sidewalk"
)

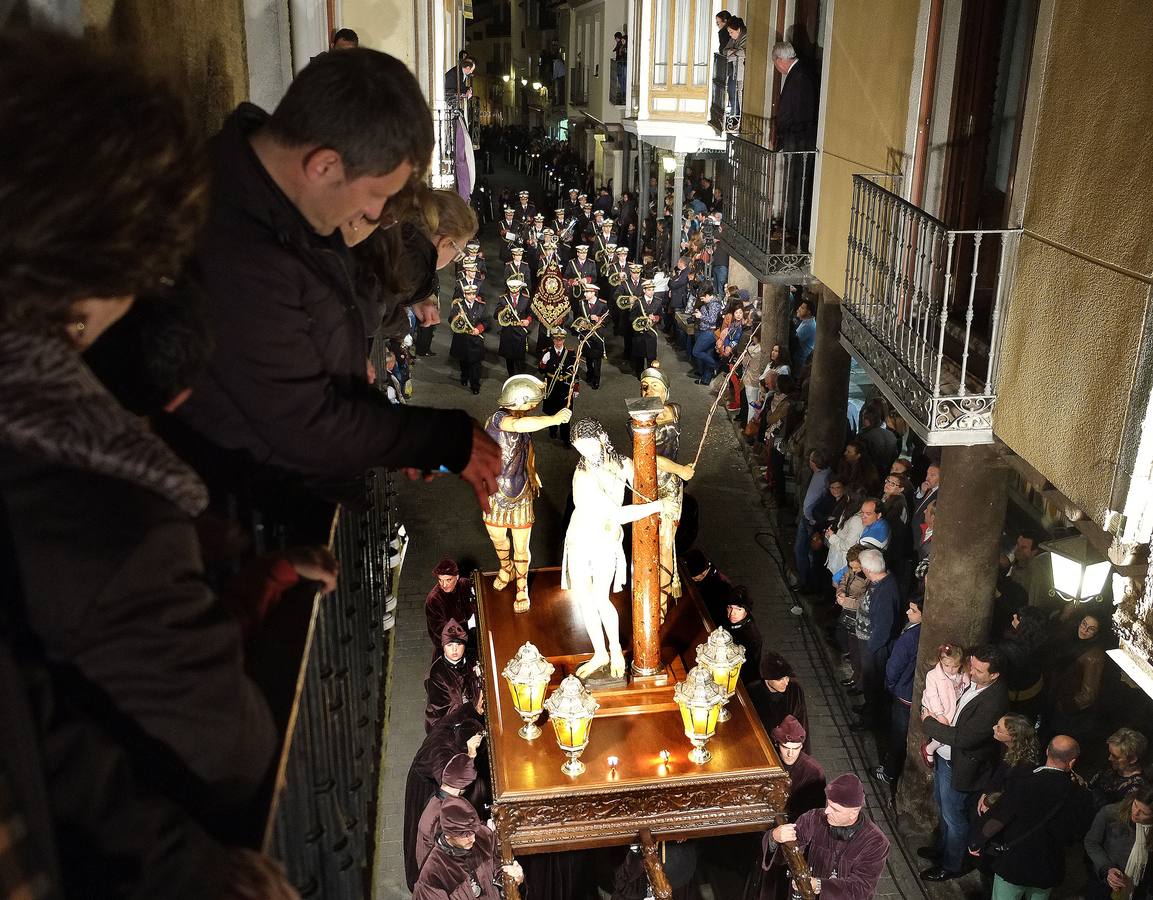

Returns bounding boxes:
[372,161,928,898]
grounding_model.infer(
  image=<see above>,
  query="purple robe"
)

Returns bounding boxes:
[425,578,475,658]
[762,809,889,900]
[424,655,479,733]
[413,827,500,900]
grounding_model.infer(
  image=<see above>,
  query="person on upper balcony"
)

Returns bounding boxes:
[773,42,818,152]
[444,55,476,104]
[724,17,747,127]
[716,10,732,52]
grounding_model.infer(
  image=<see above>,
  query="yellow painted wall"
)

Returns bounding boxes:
[993,0,1153,522]
[84,0,248,138]
[810,1,917,290]
[342,0,419,70]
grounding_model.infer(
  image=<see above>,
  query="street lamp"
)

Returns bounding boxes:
[543,675,599,776]
[1041,533,1112,603]
[662,155,677,174]
[502,74,510,83]
[532,81,542,91]
[501,642,554,740]
[673,665,726,764]
[521,77,529,87]
[695,628,745,722]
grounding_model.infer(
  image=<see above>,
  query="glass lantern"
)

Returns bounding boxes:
[673,665,726,764]
[501,642,555,740]
[1041,534,1112,603]
[543,675,600,776]
[696,628,746,722]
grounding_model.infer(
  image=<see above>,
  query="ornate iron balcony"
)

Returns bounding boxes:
[840,175,1021,445]
[724,133,816,281]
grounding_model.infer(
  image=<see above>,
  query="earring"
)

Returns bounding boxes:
[71,320,86,334]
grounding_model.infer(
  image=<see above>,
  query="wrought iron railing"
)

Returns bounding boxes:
[709,52,741,134]
[569,63,587,105]
[840,174,1021,445]
[724,134,816,280]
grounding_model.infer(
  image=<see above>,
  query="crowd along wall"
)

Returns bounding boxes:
[809,0,918,292]
[993,0,1153,524]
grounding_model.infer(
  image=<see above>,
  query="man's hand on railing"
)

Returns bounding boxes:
[285,547,339,595]
[221,848,301,900]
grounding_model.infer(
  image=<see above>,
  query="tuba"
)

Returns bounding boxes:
[450,300,475,334]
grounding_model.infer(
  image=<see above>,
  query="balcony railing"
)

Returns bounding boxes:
[725,134,816,280]
[840,174,1022,445]
[569,63,587,105]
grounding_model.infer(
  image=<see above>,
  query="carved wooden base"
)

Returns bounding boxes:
[476,567,788,854]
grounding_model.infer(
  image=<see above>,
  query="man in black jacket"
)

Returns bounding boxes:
[772,41,818,237]
[920,645,1010,882]
[972,735,1093,897]
[175,49,500,515]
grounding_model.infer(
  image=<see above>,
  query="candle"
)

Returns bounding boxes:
[607,756,619,770]
[660,750,671,764]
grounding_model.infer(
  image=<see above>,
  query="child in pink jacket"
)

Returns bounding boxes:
[921,643,969,766]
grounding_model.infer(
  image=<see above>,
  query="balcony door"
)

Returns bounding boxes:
[940,0,1037,347]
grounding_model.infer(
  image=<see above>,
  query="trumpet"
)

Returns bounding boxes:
[616,292,637,310]
[450,300,475,335]
[632,315,656,334]
[608,270,624,287]
[497,297,526,329]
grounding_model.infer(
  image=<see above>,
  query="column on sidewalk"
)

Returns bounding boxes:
[670,152,686,269]
[637,139,650,259]
[803,286,851,464]
[896,443,1008,825]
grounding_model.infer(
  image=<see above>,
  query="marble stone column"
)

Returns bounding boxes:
[670,152,686,270]
[804,287,851,464]
[896,442,1008,826]
[628,397,664,676]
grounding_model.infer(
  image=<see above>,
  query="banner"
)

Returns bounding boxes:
[455,118,474,201]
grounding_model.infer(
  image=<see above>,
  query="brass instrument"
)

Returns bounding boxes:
[632,315,656,333]
[450,300,475,335]
[608,269,624,287]
[616,289,637,310]
[571,315,593,332]
[594,247,611,267]
[496,298,524,328]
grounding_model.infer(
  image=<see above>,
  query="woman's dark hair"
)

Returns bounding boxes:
[717,10,732,22]
[1009,606,1048,653]
[267,48,434,179]
[1001,713,1039,769]
[728,17,747,32]
[770,344,793,369]
[1119,784,1153,827]
[0,30,207,334]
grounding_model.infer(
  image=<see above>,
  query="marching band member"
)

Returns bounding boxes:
[629,278,664,376]
[449,283,488,394]
[496,277,533,377]
[513,189,535,225]
[453,257,482,300]
[572,283,608,390]
[539,329,578,443]
[503,245,532,295]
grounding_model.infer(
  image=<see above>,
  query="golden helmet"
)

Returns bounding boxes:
[499,374,546,409]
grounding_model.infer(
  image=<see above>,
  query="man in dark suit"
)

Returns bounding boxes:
[773,41,818,237]
[971,735,1093,897]
[920,645,1010,882]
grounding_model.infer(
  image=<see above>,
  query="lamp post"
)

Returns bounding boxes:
[695,628,746,722]
[501,642,555,740]
[673,665,726,764]
[543,675,599,776]
[1041,534,1112,603]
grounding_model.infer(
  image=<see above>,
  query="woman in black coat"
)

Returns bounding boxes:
[0,33,280,895]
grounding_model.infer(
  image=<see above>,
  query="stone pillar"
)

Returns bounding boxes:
[759,283,791,357]
[895,443,1008,826]
[628,397,664,676]
[670,152,686,270]
[804,288,851,465]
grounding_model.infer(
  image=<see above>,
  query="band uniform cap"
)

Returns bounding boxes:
[510,246,524,254]
[770,715,807,746]
[642,279,655,289]
[575,244,589,251]
[440,753,477,790]
[602,219,615,226]
[542,241,558,249]
[461,284,479,294]
[605,243,618,251]
[518,190,530,196]
[441,619,468,647]
[504,207,515,214]
[499,374,546,408]
[549,327,568,339]
[615,246,629,255]
[825,773,865,808]
[583,283,601,293]
[506,277,527,289]
[628,263,643,271]
[433,558,459,577]
[439,797,481,836]
[555,207,565,213]
[465,241,481,250]
[568,187,579,194]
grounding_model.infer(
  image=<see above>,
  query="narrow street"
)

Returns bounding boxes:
[373,160,928,898]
